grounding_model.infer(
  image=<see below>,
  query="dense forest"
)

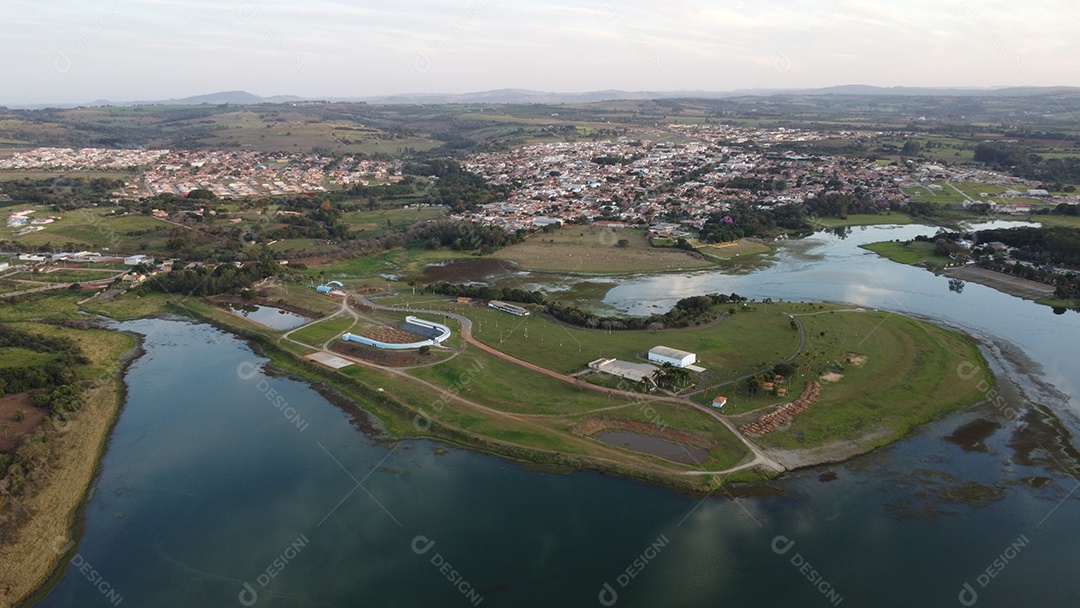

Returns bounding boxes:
[971,226,1080,267]
[140,255,279,296]
[974,142,1080,185]
[697,203,809,243]
[400,159,509,212]
[0,177,127,210]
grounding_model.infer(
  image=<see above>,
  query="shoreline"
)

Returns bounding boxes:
[172,298,994,493]
[0,334,141,608]
[942,265,1057,302]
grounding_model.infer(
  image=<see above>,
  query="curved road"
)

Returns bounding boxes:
[350,294,785,474]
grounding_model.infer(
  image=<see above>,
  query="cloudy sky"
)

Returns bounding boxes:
[4,0,1075,105]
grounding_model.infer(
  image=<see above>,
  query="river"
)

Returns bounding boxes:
[31,223,1080,607]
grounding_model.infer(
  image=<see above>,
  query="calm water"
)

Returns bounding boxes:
[594,431,710,464]
[33,223,1080,607]
[225,304,312,330]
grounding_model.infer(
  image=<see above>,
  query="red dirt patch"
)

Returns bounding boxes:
[0,393,48,453]
[739,381,822,437]
[361,326,425,345]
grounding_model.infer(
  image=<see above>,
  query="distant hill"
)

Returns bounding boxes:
[78,91,306,108]
[309,85,1080,105]
[11,86,1080,110]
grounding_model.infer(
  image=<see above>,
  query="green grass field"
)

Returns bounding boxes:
[408,348,616,416]
[1,208,168,250]
[287,316,357,346]
[860,240,942,266]
[756,310,990,450]
[1032,213,1080,229]
[460,302,800,379]
[308,248,477,278]
[342,206,447,238]
[492,226,715,273]
[0,347,59,368]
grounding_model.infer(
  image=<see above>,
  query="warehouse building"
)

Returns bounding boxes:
[647,346,696,368]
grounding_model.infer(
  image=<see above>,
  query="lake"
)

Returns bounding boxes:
[31,223,1080,607]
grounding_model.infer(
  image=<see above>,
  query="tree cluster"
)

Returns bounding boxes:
[972,226,1080,268]
[698,203,809,243]
[0,177,124,210]
[141,256,278,296]
[400,159,509,212]
[428,283,745,330]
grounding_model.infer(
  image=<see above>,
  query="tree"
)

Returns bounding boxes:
[901,140,922,156]
[934,238,951,256]
[187,189,216,200]
[654,363,692,391]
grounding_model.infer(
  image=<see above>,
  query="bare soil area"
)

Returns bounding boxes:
[943,265,1056,300]
[0,393,47,453]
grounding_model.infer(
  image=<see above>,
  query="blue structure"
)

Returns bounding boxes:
[316,280,344,294]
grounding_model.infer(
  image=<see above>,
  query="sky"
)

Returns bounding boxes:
[3,0,1077,105]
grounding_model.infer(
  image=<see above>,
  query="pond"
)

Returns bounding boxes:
[225,303,312,330]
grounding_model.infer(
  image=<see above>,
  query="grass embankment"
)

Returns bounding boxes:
[695,238,773,260]
[0,321,135,608]
[860,240,945,268]
[752,309,990,455]
[492,226,716,273]
[286,316,356,346]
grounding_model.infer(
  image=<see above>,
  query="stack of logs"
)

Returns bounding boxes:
[739,381,822,437]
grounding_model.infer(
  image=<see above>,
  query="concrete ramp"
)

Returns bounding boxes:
[306,352,354,369]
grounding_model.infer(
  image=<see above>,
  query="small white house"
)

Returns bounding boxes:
[648,346,696,368]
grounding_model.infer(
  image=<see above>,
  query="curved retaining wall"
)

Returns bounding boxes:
[341,316,452,350]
